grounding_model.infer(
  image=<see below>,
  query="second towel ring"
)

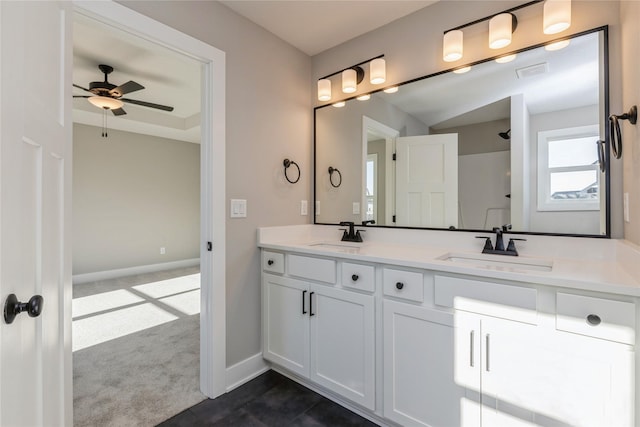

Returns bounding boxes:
[328,166,342,188]
[609,105,637,159]
[283,159,300,184]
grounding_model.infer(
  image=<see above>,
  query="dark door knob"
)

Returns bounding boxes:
[396,282,404,290]
[4,294,44,324]
[267,259,274,266]
[352,274,359,281]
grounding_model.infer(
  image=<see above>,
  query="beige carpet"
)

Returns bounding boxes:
[73,267,206,426]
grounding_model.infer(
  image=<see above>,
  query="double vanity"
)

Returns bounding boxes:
[258,224,640,426]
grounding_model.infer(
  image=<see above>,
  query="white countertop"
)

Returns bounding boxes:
[258,225,640,297]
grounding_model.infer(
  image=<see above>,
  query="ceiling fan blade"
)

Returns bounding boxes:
[73,95,90,98]
[121,98,174,112]
[110,81,144,97]
[73,83,92,93]
[112,108,127,116]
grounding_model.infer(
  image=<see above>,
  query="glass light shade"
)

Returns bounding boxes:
[357,94,371,101]
[88,96,124,110]
[383,86,399,94]
[545,39,570,51]
[342,69,357,93]
[453,66,471,74]
[443,30,463,62]
[369,58,386,84]
[317,79,331,101]
[544,0,571,34]
[489,13,513,49]
[332,101,346,108]
[495,54,517,63]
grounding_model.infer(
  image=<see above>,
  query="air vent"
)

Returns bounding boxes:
[515,62,549,79]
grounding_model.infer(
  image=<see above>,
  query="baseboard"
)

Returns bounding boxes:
[72,258,200,284]
[225,353,270,392]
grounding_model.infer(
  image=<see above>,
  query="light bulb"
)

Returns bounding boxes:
[370,58,386,84]
[317,79,331,101]
[443,30,463,62]
[489,13,514,49]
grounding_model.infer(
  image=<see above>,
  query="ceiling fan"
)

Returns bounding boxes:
[73,64,174,116]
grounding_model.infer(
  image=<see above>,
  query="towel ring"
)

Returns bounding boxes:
[328,166,342,188]
[609,105,637,159]
[283,159,300,184]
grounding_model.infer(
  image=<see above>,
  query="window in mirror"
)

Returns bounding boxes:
[537,124,600,211]
[366,154,377,222]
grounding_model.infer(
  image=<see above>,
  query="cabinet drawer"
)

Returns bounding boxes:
[262,251,284,274]
[341,262,375,292]
[383,268,423,302]
[556,293,635,345]
[288,254,336,284]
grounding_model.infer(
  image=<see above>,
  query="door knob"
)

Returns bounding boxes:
[4,294,44,324]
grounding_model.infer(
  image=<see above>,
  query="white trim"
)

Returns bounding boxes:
[225,353,271,392]
[72,0,226,400]
[72,258,200,284]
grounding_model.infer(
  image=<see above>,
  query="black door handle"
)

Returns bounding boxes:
[4,294,44,324]
[302,290,307,314]
[309,292,315,316]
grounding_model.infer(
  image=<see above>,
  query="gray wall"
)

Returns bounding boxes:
[620,2,640,245]
[311,0,623,238]
[433,118,511,155]
[119,1,311,367]
[73,123,200,275]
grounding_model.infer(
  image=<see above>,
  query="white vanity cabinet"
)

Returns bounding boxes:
[261,254,375,410]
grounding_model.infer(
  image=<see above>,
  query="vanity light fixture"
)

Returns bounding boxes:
[383,86,399,94]
[489,13,517,49]
[357,94,371,101]
[369,58,386,84]
[317,79,331,101]
[332,101,346,108]
[543,0,571,34]
[495,54,517,64]
[441,1,571,62]
[316,54,386,101]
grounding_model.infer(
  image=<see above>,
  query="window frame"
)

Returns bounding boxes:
[537,124,601,212]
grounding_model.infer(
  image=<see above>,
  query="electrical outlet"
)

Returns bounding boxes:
[624,192,630,223]
[160,247,166,255]
[301,200,308,215]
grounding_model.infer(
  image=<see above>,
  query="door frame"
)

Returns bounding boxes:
[72,1,227,399]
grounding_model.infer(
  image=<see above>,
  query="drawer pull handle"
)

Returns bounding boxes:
[267,259,274,266]
[302,290,307,315]
[352,274,359,282]
[309,292,315,317]
[587,314,601,326]
[396,282,404,290]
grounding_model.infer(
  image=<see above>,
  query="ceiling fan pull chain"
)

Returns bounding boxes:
[102,108,108,138]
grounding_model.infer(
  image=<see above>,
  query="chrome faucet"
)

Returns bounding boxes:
[476,224,525,256]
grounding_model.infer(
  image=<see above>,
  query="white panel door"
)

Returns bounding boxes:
[396,134,458,228]
[0,1,72,426]
[310,285,374,409]
[262,274,309,377]
[384,301,476,427]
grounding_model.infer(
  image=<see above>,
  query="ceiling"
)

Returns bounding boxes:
[220,0,438,56]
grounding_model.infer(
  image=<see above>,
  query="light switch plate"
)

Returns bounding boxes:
[624,192,630,222]
[315,201,320,216]
[230,199,247,218]
[353,202,360,215]
[301,200,308,215]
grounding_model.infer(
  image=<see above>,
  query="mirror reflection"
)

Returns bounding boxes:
[315,29,608,236]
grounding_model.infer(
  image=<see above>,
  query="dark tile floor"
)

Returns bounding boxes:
[157,370,380,426]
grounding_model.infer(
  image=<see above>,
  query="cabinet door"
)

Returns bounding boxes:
[384,301,478,427]
[262,274,309,377]
[309,285,375,409]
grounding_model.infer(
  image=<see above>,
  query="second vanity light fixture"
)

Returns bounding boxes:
[443,0,571,63]
[317,55,386,102]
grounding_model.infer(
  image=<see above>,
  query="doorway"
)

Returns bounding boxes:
[72,0,227,419]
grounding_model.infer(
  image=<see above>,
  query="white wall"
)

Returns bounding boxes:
[73,123,199,275]
[119,1,312,367]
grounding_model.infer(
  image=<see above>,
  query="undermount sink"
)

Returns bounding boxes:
[437,252,553,272]
[307,242,361,254]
